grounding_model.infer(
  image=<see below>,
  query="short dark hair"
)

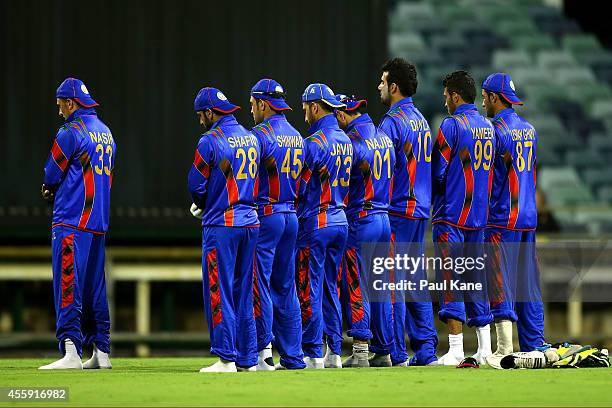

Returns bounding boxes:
[312,100,332,113]
[484,90,511,108]
[381,57,418,97]
[443,71,476,104]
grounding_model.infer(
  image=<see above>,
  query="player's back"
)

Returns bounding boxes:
[190,115,260,227]
[488,108,537,230]
[379,98,431,219]
[252,114,304,216]
[49,109,116,233]
[297,114,352,231]
[432,103,495,229]
[345,113,395,221]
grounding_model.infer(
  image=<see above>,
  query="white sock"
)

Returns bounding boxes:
[353,342,369,354]
[448,333,464,355]
[476,325,492,354]
[494,320,513,354]
[260,343,272,360]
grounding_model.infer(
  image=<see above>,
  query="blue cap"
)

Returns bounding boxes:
[56,77,98,107]
[194,87,240,113]
[335,94,367,111]
[482,73,523,105]
[301,83,345,108]
[250,79,291,111]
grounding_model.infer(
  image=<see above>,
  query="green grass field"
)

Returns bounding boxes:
[0,358,611,407]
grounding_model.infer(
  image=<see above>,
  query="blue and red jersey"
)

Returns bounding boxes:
[43,108,116,234]
[297,114,352,231]
[487,108,538,230]
[345,113,396,222]
[188,115,260,227]
[432,103,495,230]
[378,97,432,219]
[251,114,304,217]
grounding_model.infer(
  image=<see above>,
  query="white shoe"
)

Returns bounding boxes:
[256,343,275,371]
[393,360,408,367]
[486,350,508,370]
[83,345,112,369]
[237,366,256,372]
[324,352,342,368]
[199,359,237,373]
[274,363,287,370]
[500,351,546,369]
[303,357,324,369]
[342,352,370,368]
[472,349,493,365]
[436,351,464,366]
[369,353,392,367]
[39,339,83,370]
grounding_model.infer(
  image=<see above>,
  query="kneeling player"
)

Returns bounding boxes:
[188,87,260,373]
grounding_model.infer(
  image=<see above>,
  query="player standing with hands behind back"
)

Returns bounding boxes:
[40,78,115,370]
[188,87,260,373]
[431,71,495,366]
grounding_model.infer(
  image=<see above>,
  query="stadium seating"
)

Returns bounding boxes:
[388,0,612,233]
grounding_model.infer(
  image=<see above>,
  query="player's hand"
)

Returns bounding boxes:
[190,203,203,219]
[41,184,55,202]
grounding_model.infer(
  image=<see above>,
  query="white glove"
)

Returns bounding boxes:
[190,203,203,219]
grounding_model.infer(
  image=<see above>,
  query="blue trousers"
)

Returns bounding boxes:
[388,216,438,366]
[340,213,393,355]
[254,212,305,369]
[52,225,110,357]
[202,226,258,367]
[485,227,545,351]
[296,225,348,358]
[433,223,493,328]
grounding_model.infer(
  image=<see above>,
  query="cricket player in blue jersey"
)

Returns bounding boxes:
[249,79,306,371]
[377,58,438,366]
[431,71,495,365]
[334,94,396,368]
[296,83,351,369]
[480,73,545,368]
[188,87,260,373]
[40,78,115,370]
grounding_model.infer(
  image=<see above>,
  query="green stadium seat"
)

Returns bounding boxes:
[537,51,578,72]
[511,35,556,58]
[547,185,595,206]
[391,2,436,33]
[591,100,612,120]
[588,133,612,154]
[565,84,612,110]
[565,149,605,172]
[562,34,603,59]
[581,168,612,192]
[389,33,426,55]
[511,67,554,88]
[494,20,539,38]
[524,85,563,109]
[555,67,597,86]
[492,50,532,71]
[479,6,526,25]
[597,186,612,204]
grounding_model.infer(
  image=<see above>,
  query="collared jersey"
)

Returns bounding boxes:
[487,108,538,230]
[251,114,303,217]
[345,113,395,222]
[297,114,352,231]
[188,115,260,227]
[43,108,116,234]
[378,97,432,219]
[432,104,495,230]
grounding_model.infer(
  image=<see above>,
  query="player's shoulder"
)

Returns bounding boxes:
[305,130,329,146]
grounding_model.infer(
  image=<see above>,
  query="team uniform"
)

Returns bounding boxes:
[378,97,438,366]
[43,81,115,360]
[341,110,396,358]
[485,107,544,351]
[251,84,306,369]
[296,85,351,360]
[431,103,495,328]
[188,88,260,369]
